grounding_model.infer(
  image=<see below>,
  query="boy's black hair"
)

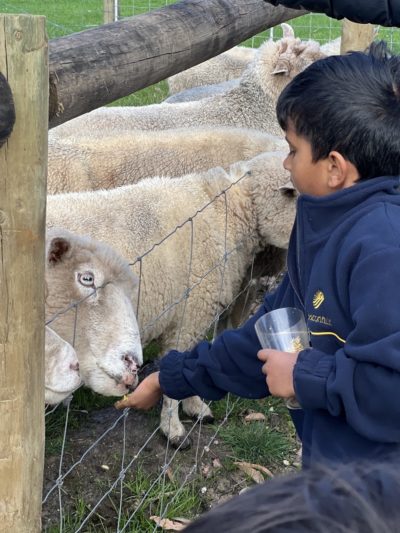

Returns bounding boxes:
[276,41,400,180]
[184,457,400,533]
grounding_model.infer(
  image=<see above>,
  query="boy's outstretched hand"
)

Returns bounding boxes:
[114,371,162,410]
[257,349,298,398]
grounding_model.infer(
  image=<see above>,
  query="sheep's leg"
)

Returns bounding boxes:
[160,396,191,449]
[182,396,214,423]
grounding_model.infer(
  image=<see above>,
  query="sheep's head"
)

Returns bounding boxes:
[230,151,297,249]
[44,326,82,405]
[45,228,143,397]
[248,23,326,101]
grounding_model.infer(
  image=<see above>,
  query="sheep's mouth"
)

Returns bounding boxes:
[45,380,82,395]
[97,358,140,389]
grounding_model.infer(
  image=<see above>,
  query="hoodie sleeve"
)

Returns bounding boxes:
[264,0,400,27]
[159,274,296,400]
[294,248,400,443]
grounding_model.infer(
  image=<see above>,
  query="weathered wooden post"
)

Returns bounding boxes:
[104,0,119,24]
[341,19,375,53]
[0,14,48,532]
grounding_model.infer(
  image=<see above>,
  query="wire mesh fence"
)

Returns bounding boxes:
[42,168,291,531]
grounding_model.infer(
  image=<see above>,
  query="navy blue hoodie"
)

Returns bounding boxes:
[159,176,400,466]
[264,0,400,27]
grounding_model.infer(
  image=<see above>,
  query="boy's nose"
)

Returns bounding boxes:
[283,155,291,171]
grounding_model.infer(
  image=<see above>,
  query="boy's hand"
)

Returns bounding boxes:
[114,371,162,410]
[257,349,298,398]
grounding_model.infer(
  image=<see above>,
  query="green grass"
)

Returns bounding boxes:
[44,464,203,533]
[212,395,298,467]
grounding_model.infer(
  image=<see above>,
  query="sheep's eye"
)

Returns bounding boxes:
[78,271,95,287]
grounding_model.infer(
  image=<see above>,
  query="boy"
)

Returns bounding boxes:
[116,42,400,466]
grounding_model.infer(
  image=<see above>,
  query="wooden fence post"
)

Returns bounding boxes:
[104,0,119,24]
[341,19,375,53]
[0,14,48,532]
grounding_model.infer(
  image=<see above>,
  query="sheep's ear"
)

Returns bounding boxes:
[281,23,294,39]
[279,181,297,198]
[47,237,71,265]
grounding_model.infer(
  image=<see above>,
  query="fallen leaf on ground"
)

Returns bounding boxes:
[150,516,190,531]
[244,412,266,422]
[234,461,274,482]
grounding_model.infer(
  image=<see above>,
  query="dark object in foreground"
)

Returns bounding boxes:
[0,72,15,148]
[184,456,400,532]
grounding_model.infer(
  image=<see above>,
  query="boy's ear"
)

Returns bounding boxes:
[327,151,359,190]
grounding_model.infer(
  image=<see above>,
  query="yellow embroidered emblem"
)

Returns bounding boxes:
[291,336,305,352]
[312,290,325,309]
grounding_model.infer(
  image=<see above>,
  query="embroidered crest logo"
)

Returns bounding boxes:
[313,290,325,309]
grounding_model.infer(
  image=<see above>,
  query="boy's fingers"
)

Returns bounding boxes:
[114,397,131,409]
[257,349,270,361]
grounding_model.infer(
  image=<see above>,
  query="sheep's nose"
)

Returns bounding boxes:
[70,361,79,371]
[123,353,140,372]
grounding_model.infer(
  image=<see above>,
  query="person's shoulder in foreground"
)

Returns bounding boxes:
[264,0,400,27]
[184,455,400,533]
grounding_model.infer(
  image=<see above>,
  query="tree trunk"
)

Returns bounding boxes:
[49,0,306,127]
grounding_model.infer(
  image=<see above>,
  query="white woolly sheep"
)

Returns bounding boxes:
[164,79,239,104]
[45,326,82,405]
[50,32,325,140]
[166,23,296,97]
[47,127,286,193]
[45,227,143,398]
[167,45,256,95]
[46,151,296,446]
[320,37,341,56]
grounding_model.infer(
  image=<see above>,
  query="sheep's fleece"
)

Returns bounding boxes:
[48,127,286,193]
[46,151,296,444]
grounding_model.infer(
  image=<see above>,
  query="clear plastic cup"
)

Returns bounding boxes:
[255,307,309,409]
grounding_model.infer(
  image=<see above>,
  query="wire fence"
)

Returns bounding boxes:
[42,168,287,531]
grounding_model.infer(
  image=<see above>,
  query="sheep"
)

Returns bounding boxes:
[45,227,143,398]
[167,46,256,95]
[320,37,341,56]
[166,32,343,104]
[47,127,286,193]
[164,79,240,104]
[166,23,296,97]
[46,150,297,446]
[50,32,325,140]
[44,326,82,405]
